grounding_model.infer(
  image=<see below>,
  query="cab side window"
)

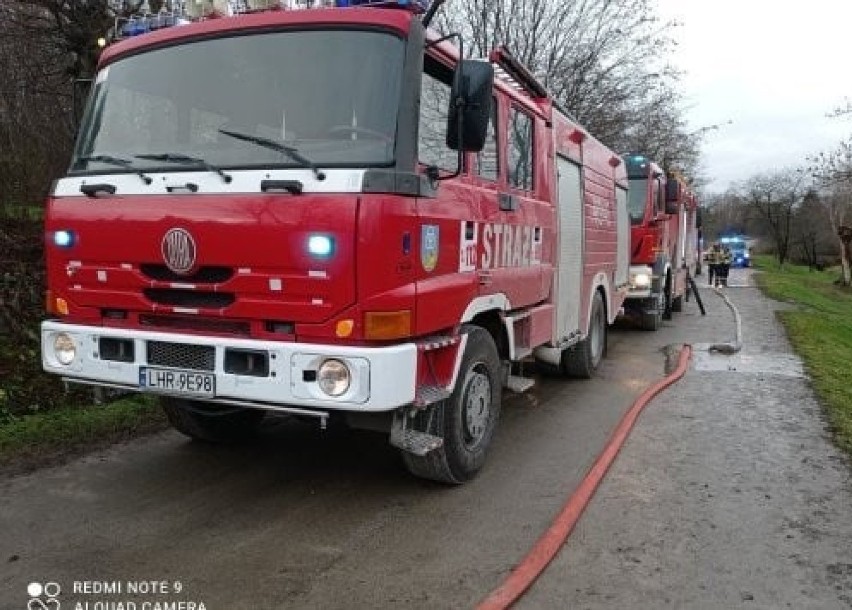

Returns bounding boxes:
[508,107,533,190]
[419,56,457,171]
[476,97,499,181]
[655,178,665,214]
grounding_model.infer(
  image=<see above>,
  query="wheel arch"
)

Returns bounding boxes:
[460,294,511,361]
[467,310,509,362]
[585,272,613,330]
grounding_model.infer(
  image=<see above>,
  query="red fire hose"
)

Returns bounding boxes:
[477,344,693,610]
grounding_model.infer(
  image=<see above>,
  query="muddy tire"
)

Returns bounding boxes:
[640,309,662,331]
[563,291,607,378]
[161,397,265,443]
[402,326,502,484]
[640,290,665,331]
[662,276,673,320]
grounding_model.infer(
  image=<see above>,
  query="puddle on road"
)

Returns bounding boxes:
[691,351,805,377]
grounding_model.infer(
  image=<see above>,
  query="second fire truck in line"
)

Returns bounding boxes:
[622,155,701,331]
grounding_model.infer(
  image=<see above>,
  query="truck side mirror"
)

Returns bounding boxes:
[72,78,93,130]
[447,59,494,152]
[664,177,681,215]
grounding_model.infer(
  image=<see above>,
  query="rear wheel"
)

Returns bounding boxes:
[402,326,502,484]
[662,275,673,320]
[639,293,663,331]
[563,290,607,378]
[161,397,265,443]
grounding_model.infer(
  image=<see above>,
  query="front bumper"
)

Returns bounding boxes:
[42,321,417,412]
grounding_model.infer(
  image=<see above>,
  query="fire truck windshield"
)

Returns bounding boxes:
[627,178,649,224]
[71,29,404,175]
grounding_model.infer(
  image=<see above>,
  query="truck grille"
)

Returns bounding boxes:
[146,341,215,371]
[140,264,234,284]
[143,288,235,309]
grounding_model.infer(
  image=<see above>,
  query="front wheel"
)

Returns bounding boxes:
[161,397,265,443]
[563,290,607,378]
[402,326,502,484]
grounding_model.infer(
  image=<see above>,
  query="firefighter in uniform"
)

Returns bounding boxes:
[707,242,723,286]
[719,245,733,287]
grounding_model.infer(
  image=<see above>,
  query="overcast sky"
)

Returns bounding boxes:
[656,0,852,193]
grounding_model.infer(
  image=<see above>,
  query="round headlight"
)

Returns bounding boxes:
[317,359,351,397]
[633,273,651,288]
[54,333,76,365]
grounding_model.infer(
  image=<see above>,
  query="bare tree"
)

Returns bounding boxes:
[437,0,701,175]
[809,139,852,285]
[0,0,141,206]
[740,169,807,266]
[702,190,753,240]
[792,190,836,269]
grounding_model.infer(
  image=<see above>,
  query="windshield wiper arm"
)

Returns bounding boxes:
[218,129,326,180]
[76,155,152,185]
[134,153,232,184]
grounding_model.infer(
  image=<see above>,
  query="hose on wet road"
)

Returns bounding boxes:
[476,345,693,610]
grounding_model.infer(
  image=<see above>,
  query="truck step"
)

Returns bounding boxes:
[389,428,444,457]
[506,375,535,393]
[389,409,444,457]
[415,384,452,406]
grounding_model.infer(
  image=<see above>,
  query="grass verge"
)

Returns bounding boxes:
[0,395,167,476]
[753,256,852,455]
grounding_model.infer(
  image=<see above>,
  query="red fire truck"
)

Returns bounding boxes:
[622,154,700,330]
[41,1,629,483]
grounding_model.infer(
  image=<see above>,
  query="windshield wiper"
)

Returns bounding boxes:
[218,128,326,180]
[135,153,232,183]
[76,155,152,185]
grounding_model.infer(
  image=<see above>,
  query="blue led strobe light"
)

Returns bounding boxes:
[308,235,334,258]
[54,230,75,248]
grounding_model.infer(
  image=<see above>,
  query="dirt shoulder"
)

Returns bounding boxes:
[522,269,852,609]
[0,397,167,477]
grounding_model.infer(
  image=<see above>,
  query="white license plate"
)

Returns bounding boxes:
[139,367,215,397]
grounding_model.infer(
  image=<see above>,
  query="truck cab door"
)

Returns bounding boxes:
[478,103,547,308]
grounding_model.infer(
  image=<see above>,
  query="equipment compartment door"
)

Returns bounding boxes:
[615,186,629,287]
[677,205,688,267]
[555,156,584,342]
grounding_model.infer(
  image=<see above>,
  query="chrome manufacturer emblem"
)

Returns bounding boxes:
[161,228,197,275]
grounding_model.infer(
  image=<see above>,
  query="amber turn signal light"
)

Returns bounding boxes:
[364,310,411,340]
[335,319,354,338]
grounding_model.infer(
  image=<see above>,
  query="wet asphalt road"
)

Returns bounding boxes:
[522,269,852,610]
[2,267,851,609]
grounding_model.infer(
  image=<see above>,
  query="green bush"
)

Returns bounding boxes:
[0,214,83,416]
